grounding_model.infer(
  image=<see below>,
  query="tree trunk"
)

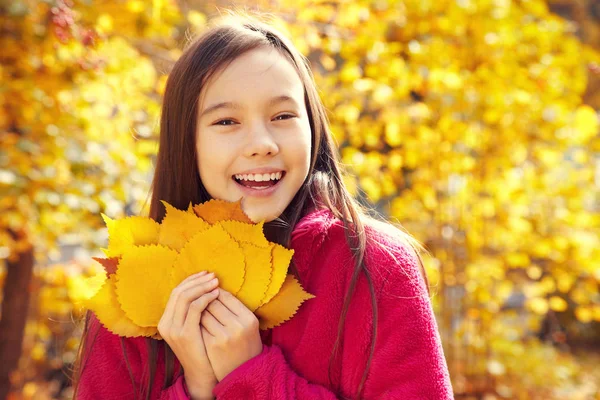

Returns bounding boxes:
[0,229,34,400]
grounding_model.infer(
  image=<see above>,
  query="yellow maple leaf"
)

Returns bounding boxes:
[84,275,157,338]
[259,243,294,307]
[219,220,270,248]
[158,200,210,250]
[68,272,106,305]
[172,224,246,295]
[102,215,160,257]
[236,243,272,311]
[115,244,179,327]
[255,274,315,330]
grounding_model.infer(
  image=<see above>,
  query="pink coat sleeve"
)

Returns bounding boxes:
[212,344,339,399]
[76,313,192,400]
[212,227,454,399]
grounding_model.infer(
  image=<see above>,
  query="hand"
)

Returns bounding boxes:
[158,271,220,400]
[200,288,263,381]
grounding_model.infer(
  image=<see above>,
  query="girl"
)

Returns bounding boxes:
[72,11,453,400]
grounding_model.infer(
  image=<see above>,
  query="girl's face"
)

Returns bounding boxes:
[196,47,312,223]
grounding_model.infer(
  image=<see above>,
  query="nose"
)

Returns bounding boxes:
[242,123,279,158]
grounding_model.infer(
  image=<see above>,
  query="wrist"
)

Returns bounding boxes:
[186,385,214,400]
[183,374,216,400]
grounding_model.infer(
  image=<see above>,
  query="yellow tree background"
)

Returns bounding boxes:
[0,0,599,399]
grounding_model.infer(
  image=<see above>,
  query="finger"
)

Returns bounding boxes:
[171,274,218,325]
[181,270,209,285]
[216,288,249,317]
[206,299,236,326]
[176,271,216,293]
[200,308,227,336]
[201,326,214,343]
[172,276,219,328]
[183,288,219,334]
[161,272,211,325]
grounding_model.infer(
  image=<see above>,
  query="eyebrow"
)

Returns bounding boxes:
[199,95,299,119]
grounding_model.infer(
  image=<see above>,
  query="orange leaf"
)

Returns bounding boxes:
[92,257,120,277]
[192,199,252,224]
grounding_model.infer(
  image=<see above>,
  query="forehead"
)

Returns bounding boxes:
[199,47,304,107]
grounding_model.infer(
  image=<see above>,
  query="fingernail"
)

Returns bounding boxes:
[211,288,219,294]
[197,271,207,276]
[210,277,218,284]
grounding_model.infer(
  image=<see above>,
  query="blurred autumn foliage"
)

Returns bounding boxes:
[1,0,599,399]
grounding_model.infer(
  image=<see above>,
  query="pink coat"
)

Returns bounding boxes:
[76,208,454,399]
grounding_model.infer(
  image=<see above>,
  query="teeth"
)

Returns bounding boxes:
[234,172,283,182]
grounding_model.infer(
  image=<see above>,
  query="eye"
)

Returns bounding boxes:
[214,119,237,126]
[274,114,296,121]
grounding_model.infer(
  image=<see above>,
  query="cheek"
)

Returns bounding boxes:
[196,137,231,191]
[294,131,312,172]
[284,125,312,164]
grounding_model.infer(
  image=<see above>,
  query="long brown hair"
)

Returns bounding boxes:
[71,10,430,400]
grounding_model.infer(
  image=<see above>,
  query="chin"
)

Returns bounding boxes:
[243,204,283,224]
[246,210,277,224]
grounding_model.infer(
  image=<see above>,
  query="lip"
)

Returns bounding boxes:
[232,172,285,198]
[233,167,285,176]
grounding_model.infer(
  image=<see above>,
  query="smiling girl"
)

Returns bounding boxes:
[72,11,453,400]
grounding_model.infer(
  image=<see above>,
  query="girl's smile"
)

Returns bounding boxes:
[232,169,287,198]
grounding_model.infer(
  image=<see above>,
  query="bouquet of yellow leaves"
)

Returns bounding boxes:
[82,199,315,339]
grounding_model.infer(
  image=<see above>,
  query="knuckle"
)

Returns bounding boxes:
[180,290,193,302]
[248,316,259,330]
[173,286,184,295]
[198,296,211,305]
[157,325,170,338]
[234,326,246,338]
[171,287,182,299]
[190,298,206,310]
[189,297,201,306]
[203,292,216,302]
